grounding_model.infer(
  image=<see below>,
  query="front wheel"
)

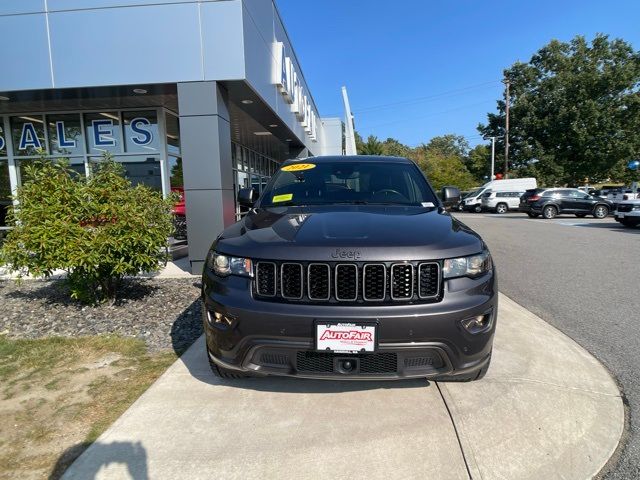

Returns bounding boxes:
[495,203,508,214]
[593,205,609,219]
[474,205,482,213]
[543,205,558,219]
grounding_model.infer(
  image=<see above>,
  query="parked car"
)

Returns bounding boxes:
[481,191,525,214]
[614,198,640,228]
[202,155,496,381]
[171,187,187,240]
[454,190,474,211]
[519,188,612,219]
[462,178,537,212]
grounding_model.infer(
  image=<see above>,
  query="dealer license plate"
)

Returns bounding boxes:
[316,322,376,354]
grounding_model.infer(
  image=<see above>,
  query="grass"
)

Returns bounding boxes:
[0,334,177,479]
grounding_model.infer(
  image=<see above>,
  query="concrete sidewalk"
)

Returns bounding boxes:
[63,294,624,480]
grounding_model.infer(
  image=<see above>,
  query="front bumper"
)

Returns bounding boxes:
[201,268,497,380]
[614,210,640,222]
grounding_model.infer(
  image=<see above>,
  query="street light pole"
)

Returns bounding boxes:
[490,136,496,180]
[503,78,510,179]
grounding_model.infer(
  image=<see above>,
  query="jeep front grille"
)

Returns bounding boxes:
[254,261,441,304]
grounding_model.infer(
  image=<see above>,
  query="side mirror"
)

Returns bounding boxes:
[441,186,461,207]
[237,188,258,208]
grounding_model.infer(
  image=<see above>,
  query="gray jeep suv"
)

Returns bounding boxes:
[201,156,497,380]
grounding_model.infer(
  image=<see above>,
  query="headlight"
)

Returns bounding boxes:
[207,251,253,277]
[633,205,640,211]
[443,250,492,279]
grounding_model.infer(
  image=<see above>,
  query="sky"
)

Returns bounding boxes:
[277,0,640,148]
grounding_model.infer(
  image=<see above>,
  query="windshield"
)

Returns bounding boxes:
[260,161,438,207]
[464,189,482,199]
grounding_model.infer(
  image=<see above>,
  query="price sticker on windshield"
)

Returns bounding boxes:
[281,163,316,172]
[272,193,293,203]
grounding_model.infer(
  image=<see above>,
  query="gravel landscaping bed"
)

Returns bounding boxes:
[0,278,203,353]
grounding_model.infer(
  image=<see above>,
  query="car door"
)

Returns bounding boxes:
[507,192,522,209]
[562,189,591,212]
[553,189,574,212]
[573,192,595,213]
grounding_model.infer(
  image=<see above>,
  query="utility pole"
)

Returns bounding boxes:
[489,136,496,180]
[503,78,510,178]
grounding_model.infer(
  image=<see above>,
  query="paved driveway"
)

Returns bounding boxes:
[454,212,640,479]
[63,295,622,480]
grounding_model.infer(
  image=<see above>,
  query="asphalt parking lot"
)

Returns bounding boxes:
[454,212,640,479]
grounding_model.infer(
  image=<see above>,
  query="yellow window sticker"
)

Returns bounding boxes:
[281,163,316,172]
[272,193,293,203]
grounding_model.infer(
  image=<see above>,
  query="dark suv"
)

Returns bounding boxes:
[201,156,496,381]
[519,188,612,219]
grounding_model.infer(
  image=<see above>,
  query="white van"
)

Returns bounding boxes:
[462,178,537,212]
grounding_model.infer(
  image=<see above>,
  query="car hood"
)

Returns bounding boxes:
[215,206,485,261]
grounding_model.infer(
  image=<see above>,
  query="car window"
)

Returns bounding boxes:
[261,161,438,207]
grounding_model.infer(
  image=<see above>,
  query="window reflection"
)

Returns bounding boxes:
[11,116,45,156]
[48,114,84,156]
[90,155,162,191]
[84,112,122,155]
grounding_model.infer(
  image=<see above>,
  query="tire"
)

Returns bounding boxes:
[543,205,558,219]
[593,205,609,219]
[207,346,252,379]
[473,205,482,213]
[527,212,539,218]
[575,213,587,218]
[437,353,492,382]
[495,203,508,214]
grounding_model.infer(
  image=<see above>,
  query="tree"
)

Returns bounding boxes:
[411,147,477,191]
[1,156,175,303]
[479,34,640,185]
[381,137,412,157]
[357,135,385,155]
[423,134,470,158]
[466,144,492,181]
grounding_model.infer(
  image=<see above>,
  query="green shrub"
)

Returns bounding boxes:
[1,155,175,303]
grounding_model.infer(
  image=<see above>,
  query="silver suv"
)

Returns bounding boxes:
[481,191,524,214]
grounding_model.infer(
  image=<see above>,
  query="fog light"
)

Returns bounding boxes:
[461,312,493,334]
[208,310,235,327]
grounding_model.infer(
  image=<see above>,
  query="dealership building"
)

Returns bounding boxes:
[0,0,342,273]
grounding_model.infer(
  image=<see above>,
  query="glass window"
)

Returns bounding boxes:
[90,155,162,191]
[262,161,438,207]
[166,113,180,156]
[234,143,242,170]
[123,110,159,153]
[84,112,122,155]
[0,160,10,228]
[11,115,46,156]
[169,156,183,188]
[0,119,7,156]
[47,114,84,156]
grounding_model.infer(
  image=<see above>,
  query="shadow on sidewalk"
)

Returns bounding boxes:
[49,441,148,480]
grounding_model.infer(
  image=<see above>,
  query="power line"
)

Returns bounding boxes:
[321,80,501,117]
[354,80,501,115]
[360,99,495,130]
